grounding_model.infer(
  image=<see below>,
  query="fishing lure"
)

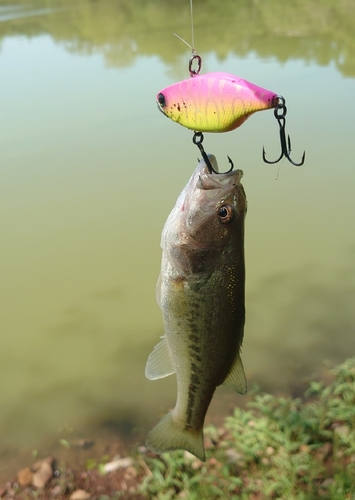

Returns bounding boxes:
[157,70,278,133]
[157,54,305,167]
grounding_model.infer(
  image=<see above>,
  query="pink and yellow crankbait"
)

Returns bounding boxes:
[156,72,278,133]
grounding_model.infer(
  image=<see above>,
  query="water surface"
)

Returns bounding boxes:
[0,0,354,479]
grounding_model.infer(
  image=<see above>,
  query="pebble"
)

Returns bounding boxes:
[204,437,214,450]
[69,490,91,500]
[51,484,64,497]
[183,451,195,461]
[70,439,95,449]
[31,457,54,488]
[316,442,332,460]
[102,457,133,473]
[321,478,335,489]
[123,466,138,480]
[17,467,33,487]
[225,448,245,466]
[334,425,349,437]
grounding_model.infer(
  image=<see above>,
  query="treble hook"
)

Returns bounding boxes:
[262,96,305,167]
[192,133,234,174]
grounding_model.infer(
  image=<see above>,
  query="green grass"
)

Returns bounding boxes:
[138,357,355,500]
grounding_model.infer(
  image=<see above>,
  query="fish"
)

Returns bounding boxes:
[145,155,247,461]
[156,72,278,133]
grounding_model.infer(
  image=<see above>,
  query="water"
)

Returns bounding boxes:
[1,0,355,479]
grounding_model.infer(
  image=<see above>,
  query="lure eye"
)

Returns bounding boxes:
[218,205,234,223]
[157,93,166,107]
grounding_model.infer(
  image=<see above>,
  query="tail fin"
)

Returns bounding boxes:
[146,411,206,461]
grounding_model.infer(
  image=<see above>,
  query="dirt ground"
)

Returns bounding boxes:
[0,437,148,500]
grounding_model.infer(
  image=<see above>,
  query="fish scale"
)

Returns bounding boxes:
[145,155,248,460]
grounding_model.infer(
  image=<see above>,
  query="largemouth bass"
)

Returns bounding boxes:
[145,155,247,461]
[156,72,277,133]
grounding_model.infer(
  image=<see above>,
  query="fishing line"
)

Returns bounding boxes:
[173,33,193,51]
[190,0,195,53]
[173,0,196,54]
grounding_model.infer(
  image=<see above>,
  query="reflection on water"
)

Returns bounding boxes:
[0,0,355,481]
[246,256,355,392]
[1,0,355,75]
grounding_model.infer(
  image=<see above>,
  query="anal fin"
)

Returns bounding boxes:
[222,352,247,395]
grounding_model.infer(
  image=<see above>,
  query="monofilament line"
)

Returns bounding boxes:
[174,0,196,54]
[190,0,195,52]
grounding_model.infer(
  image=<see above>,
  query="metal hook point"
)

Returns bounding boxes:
[227,155,234,172]
[285,149,306,167]
[262,97,305,167]
[262,145,283,165]
[192,132,235,174]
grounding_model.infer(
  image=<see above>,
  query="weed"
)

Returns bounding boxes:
[138,357,355,500]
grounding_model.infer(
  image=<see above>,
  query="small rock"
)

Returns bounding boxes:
[177,491,189,499]
[31,457,54,488]
[17,467,33,487]
[70,439,95,449]
[102,457,133,473]
[334,425,349,438]
[191,459,203,470]
[225,448,245,466]
[207,457,222,468]
[183,451,195,461]
[321,478,335,489]
[316,442,332,460]
[299,444,311,453]
[217,427,227,438]
[51,484,64,497]
[123,466,137,481]
[204,438,214,450]
[69,490,91,500]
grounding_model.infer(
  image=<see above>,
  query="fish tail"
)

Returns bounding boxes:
[145,411,206,461]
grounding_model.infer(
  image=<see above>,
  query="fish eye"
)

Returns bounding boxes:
[218,205,234,223]
[157,93,166,107]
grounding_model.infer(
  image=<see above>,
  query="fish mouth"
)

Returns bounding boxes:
[199,153,235,176]
[198,155,243,190]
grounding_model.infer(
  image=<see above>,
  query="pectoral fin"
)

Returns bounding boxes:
[222,352,247,395]
[145,335,175,380]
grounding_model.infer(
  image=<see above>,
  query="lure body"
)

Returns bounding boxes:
[157,72,278,133]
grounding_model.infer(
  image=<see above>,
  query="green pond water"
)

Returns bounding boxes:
[1,0,355,480]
